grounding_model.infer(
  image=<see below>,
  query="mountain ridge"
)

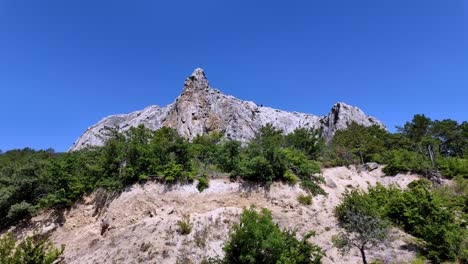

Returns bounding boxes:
[70,68,384,151]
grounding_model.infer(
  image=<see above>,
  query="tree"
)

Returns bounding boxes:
[398,114,432,144]
[333,122,386,165]
[431,119,467,158]
[191,131,223,168]
[239,124,287,182]
[334,190,390,264]
[217,140,241,173]
[284,128,324,160]
[223,207,324,264]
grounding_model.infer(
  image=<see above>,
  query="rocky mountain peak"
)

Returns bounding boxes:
[183,68,209,93]
[69,69,385,151]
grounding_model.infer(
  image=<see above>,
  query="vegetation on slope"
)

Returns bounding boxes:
[0,124,324,228]
[0,233,64,264]
[204,206,324,264]
[0,114,466,263]
[335,179,467,263]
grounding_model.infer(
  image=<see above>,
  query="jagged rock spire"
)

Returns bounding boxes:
[183,68,209,92]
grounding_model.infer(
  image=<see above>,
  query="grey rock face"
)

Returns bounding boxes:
[69,68,385,151]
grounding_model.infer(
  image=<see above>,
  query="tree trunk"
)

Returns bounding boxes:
[360,247,367,264]
[427,144,435,168]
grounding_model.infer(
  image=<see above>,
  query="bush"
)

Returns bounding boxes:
[239,155,275,183]
[197,174,209,192]
[138,173,149,182]
[297,194,312,205]
[177,215,192,235]
[0,233,64,264]
[437,157,468,179]
[162,162,184,183]
[7,201,36,222]
[353,183,467,262]
[283,170,299,185]
[381,149,432,176]
[223,206,324,264]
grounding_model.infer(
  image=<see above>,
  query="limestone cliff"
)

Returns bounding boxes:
[70,68,384,151]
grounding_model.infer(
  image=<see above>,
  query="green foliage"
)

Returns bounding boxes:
[223,206,324,264]
[239,155,277,183]
[283,170,299,185]
[0,233,64,264]
[297,194,312,205]
[381,149,432,176]
[284,128,324,160]
[327,115,467,179]
[162,162,184,183]
[197,174,209,192]
[6,201,36,222]
[216,140,241,173]
[334,189,390,264]
[237,125,325,195]
[344,182,468,263]
[177,215,192,235]
[0,124,327,229]
[398,114,432,144]
[332,122,387,165]
[437,157,468,178]
[191,131,224,167]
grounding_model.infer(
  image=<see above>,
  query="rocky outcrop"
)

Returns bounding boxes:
[70,68,384,151]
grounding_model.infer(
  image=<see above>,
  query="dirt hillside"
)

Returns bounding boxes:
[10,166,425,264]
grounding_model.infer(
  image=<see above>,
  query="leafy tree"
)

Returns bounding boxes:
[343,182,468,263]
[284,128,324,159]
[437,157,468,179]
[223,207,324,264]
[381,149,432,176]
[398,114,432,144]
[334,190,390,264]
[239,124,287,182]
[332,122,386,165]
[217,140,241,173]
[431,119,467,158]
[191,131,223,168]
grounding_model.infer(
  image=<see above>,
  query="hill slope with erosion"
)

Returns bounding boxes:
[5,166,430,264]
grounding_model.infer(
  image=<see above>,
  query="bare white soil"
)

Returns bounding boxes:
[9,166,424,264]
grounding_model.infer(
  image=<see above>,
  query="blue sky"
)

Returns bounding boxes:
[0,0,467,152]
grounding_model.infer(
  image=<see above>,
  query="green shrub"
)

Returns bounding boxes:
[7,201,36,222]
[353,183,467,262]
[197,174,209,192]
[162,162,184,183]
[138,174,149,182]
[283,170,299,185]
[239,155,275,183]
[301,176,326,196]
[334,189,390,264]
[297,194,312,205]
[223,206,324,264]
[437,157,468,179]
[177,215,192,235]
[0,233,64,264]
[381,149,432,176]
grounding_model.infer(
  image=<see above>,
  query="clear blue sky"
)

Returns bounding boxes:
[0,0,467,152]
